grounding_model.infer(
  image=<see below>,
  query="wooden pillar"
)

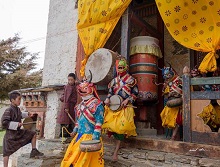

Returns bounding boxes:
[156,8,164,134]
[121,7,131,59]
[75,36,85,80]
[182,66,192,142]
[75,36,85,103]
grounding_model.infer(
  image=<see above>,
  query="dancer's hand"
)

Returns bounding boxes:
[70,132,76,138]
[28,112,34,118]
[18,122,23,127]
[104,98,110,106]
[121,98,129,107]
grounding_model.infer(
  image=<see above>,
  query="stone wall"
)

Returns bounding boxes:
[44,90,63,139]
[42,0,79,139]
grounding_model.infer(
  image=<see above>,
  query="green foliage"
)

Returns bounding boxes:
[0,130,5,154]
[0,36,42,100]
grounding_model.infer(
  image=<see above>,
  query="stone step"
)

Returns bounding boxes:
[15,139,220,167]
[103,143,220,167]
[104,156,132,167]
[103,135,220,160]
[38,138,70,152]
[136,128,157,136]
[15,139,69,167]
[0,154,12,167]
[17,150,64,167]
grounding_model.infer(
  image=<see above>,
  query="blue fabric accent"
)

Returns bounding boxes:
[162,67,175,80]
[73,126,78,133]
[76,104,104,139]
[76,133,83,142]
[92,131,100,140]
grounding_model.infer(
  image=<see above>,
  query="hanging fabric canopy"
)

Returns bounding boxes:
[77,0,132,76]
[156,0,220,73]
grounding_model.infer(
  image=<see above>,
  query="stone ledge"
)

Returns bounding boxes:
[136,128,157,136]
[17,151,64,167]
[102,135,220,159]
[104,143,220,167]
[14,139,220,167]
[15,84,65,93]
[38,138,69,152]
[15,139,68,167]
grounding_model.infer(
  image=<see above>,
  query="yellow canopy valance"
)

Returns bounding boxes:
[156,0,220,73]
[77,0,132,76]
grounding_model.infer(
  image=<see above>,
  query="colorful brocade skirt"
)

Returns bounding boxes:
[102,106,137,137]
[61,134,104,167]
[160,106,182,129]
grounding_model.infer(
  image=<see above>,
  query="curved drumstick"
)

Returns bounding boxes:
[22,121,37,125]
[109,103,137,108]
[65,110,75,124]
[126,104,137,108]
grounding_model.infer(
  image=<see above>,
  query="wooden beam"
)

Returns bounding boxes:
[191,77,220,85]
[121,8,131,59]
[16,85,64,93]
[192,131,220,146]
[132,3,158,18]
[130,11,162,39]
[191,91,220,100]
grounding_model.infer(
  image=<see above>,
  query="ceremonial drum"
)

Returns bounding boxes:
[23,117,35,130]
[85,48,118,85]
[80,140,102,152]
[166,97,183,108]
[130,36,162,102]
[109,95,123,111]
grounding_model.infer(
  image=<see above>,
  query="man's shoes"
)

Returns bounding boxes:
[30,148,44,158]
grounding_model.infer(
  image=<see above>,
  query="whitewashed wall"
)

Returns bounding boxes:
[44,90,63,139]
[42,0,79,139]
[42,0,78,86]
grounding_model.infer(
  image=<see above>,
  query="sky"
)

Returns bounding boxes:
[0,0,50,70]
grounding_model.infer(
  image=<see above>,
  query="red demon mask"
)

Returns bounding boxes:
[77,81,94,97]
[76,70,100,99]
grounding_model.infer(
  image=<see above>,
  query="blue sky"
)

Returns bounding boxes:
[0,0,50,70]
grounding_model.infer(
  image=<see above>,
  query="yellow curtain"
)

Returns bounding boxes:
[77,0,132,76]
[156,0,220,73]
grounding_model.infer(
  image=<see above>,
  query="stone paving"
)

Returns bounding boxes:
[104,144,220,167]
[2,138,220,167]
[0,155,12,167]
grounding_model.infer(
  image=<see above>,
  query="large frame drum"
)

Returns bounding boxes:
[109,95,123,111]
[130,36,162,102]
[80,140,102,152]
[85,48,118,85]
